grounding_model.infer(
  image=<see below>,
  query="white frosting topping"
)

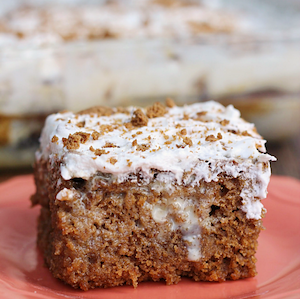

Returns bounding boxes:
[38,101,276,220]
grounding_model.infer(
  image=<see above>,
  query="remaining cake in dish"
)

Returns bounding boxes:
[31,100,275,290]
[1,0,299,169]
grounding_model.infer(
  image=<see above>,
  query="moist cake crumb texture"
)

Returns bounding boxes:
[32,100,276,290]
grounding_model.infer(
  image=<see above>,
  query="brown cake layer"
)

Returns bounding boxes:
[32,157,262,290]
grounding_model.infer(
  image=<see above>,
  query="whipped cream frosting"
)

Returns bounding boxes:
[38,101,276,220]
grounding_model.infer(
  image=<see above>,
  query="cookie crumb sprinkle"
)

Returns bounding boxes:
[136,144,151,152]
[51,135,58,143]
[76,121,85,128]
[125,122,134,130]
[183,113,189,120]
[180,129,187,135]
[166,98,176,108]
[205,135,218,142]
[108,157,118,165]
[183,137,193,146]
[242,131,252,137]
[62,132,90,150]
[146,102,166,118]
[127,159,132,167]
[220,119,230,126]
[104,142,118,148]
[77,106,114,117]
[92,131,100,140]
[95,149,108,156]
[131,109,148,127]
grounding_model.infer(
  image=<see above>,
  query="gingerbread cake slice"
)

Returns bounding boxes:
[31,100,276,290]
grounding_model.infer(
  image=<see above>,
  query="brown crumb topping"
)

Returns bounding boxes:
[99,124,115,133]
[146,102,166,118]
[108,157,118,165]
[58,109,70,114]
[91,131,101,140]
[116,107,130,114]
[183,137,193,146]
[131,109,148,127]
[132,138,150,151]
[152,0,187,7]
[124,122,133,130]
[136,144,151,151]
[77,106,114,116]
[188,20,233,34]
[176,144,186,148]
[205,135,218,142]
[197,111,207,117]
[95,149,108,156]
[183,113,189,120]
[62,132,90,150]
[90,146,109,156]
[220,119,230,126]
[51,135,58,143]
[76,121,85,128]
[194,111,208,122]
[242,130,252,137]
[205,133,222,142]
[103,142,118,148]
[166,97,176,108]
[180,129,187,135]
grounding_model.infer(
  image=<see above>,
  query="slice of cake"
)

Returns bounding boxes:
[31,100,276,290]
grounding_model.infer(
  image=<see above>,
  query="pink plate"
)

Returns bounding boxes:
[0,175,299,299]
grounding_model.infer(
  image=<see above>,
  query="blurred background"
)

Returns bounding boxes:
[0,0,299,181]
